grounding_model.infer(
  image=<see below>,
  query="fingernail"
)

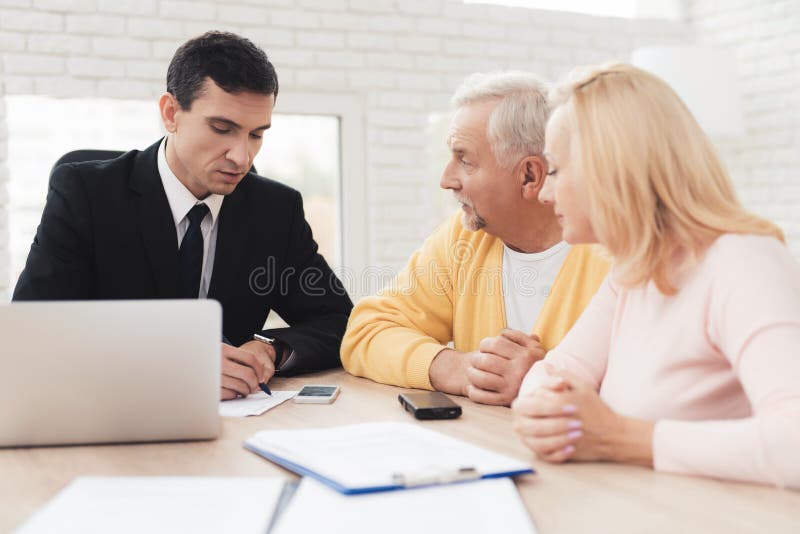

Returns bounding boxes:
[567,430,583,440]
[567,420,582,429]
[562,404,577,414]
[562,445,575,455]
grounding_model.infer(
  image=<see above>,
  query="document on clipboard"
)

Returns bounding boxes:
[243,421,534,495]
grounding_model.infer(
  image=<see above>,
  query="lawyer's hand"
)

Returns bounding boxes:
[220,342,274,401]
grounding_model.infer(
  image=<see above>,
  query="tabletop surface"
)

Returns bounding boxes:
[2,369,799,533]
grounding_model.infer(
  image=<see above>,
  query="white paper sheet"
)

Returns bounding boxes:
[273,477,537,534]
[219,390,297,417]
[15,477,285,534]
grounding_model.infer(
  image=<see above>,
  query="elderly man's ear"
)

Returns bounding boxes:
[520,156,548,200]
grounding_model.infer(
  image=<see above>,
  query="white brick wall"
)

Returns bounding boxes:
[688,0,800,258]
[0,57,8,300]
[0,0,699,300]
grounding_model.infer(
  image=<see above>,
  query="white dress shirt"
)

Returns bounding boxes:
[157,137,224,299]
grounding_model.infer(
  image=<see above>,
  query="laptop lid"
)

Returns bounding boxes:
[0,300,221,447]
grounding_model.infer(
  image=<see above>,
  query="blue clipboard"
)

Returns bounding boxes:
[243,425,534,495]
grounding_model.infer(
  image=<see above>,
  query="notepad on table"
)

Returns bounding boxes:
[244,421,534,495]
[272,477,537,534]
[15,477,286,534]
[219,390,297,417]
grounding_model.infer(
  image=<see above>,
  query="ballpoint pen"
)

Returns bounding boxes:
[253,333,276,396]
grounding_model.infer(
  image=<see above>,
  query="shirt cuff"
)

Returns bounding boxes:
[272,340,291,370]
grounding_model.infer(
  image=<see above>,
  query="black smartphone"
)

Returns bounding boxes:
[398,392,462,420]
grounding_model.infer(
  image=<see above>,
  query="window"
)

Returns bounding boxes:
[253,114,341,267]
[6,96,162,292]
[463,0,683,20]
[428,111,461,221]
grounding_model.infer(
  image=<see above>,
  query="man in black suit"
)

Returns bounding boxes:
[13,31,353,400]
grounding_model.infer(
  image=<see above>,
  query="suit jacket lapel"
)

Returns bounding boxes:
[208,176,250,301]
[129,139,181,297]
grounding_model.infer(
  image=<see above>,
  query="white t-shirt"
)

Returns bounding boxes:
[502,241,571,333]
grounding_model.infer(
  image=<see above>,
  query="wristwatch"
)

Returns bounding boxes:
[252,333,288,368]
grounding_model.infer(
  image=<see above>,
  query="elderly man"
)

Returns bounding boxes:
[341,72,608,406]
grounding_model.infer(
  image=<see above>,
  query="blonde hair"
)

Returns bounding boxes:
[452,71,550,168]
[550,63,783,294]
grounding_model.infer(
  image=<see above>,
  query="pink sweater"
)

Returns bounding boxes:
[519,234,800,489]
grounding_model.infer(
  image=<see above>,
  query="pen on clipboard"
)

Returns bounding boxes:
[391,466,480,487]
[253,333,275,396]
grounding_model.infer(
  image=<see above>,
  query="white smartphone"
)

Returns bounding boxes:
[293,385,340,404]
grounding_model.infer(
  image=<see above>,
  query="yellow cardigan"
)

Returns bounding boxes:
[341,214,610,390]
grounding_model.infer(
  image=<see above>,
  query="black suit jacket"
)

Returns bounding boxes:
[13,139,353,375]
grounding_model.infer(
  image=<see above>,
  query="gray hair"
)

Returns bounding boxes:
[451,71,551,169]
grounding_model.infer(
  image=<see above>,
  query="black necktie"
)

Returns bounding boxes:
[179,203,210,298]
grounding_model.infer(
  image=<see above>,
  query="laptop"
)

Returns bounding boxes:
[0,300,221,447]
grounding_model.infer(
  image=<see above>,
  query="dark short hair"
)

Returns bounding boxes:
[166,31,278,110]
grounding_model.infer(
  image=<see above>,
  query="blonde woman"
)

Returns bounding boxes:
[512,63,800,489]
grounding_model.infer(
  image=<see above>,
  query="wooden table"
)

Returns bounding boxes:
[2,370,798,533]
